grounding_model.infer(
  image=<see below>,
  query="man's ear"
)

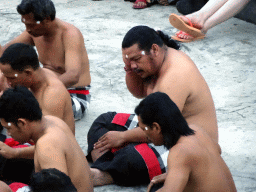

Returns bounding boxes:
[152,122,161,134]
[24,68,33,76]
[150,44,159,56]
[42,17,52,25]
[17,118,27,129]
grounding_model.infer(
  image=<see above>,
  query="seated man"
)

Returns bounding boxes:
[0,0,91,120]
[0,43,75,183]
[135,92,237,192]
[0,86,93,192]
[88,26,219,186]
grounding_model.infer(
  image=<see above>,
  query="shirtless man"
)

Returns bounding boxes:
[0,86,93,192]
[88,26,219,186]
[135,92,236,192]
[0,0,91,120]
[0,43,74,167]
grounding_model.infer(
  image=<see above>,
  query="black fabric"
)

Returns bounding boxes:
[176,0,208,15]
[0,133,34,184]
[149,182,164,192]
[0,158,34,184]
[87,111,130,161]
[87,112,152,186]
[91,143,150,186]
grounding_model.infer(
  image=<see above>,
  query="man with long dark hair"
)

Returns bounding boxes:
[135,92,236,192]
[88,26,219,186]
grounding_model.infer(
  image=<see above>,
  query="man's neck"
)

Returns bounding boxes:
[30,117,46,143]
[42,19,59,39]
[158,47,170,77]
[30,68,48,93]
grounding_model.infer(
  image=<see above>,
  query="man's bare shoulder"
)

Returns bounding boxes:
[168,135,204,166]
[36,116,68,145]
[43,69,69,94]
[58,19,84,42]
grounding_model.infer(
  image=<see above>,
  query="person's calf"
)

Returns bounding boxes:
[90,168,114,186]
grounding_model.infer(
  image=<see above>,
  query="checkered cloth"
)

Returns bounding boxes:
[68,85,91,120]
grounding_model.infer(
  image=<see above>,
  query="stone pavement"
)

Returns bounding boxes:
[0,0,256,191]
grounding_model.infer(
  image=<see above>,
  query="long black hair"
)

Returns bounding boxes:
[135,92,194,149]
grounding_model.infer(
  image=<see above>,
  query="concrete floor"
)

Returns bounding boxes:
[0,0,256,191]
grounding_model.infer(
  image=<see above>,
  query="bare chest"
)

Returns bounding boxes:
[34,37,66,74]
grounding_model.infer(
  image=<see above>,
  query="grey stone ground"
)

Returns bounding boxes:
[0,0,256,191]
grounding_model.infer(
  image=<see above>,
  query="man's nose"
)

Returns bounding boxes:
[130,61,137,69]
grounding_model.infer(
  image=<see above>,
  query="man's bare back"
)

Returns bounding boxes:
[163,125,236,192]
[36,68,75,132]
[151,48,218,143]
[34,115,93,192]
[123,44,218,143]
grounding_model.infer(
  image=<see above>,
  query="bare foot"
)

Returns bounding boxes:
[180,15,203,30]
[133,0,147,8]
[91,168,114,186]
[91,148,109,163]
[176,31,194,40]
[159,0,169,6]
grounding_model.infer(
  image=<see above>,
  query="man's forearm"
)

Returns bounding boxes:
[59,73,79,88]
[16,146,35,159]
[123,127,149,143]
[126,71,146,98]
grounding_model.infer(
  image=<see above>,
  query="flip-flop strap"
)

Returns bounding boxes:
[134,0,147,4]
[176,31,192,38]
[182,16,193,28]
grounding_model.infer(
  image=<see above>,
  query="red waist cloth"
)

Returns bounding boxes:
[68,89,89,95]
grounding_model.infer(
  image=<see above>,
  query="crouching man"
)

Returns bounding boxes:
[0,86,93,192]
[135,92,237,192]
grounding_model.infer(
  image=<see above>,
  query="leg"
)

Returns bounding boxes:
[174,0,250,40]
[179,0,229,31]
[90,168,114,186]
[91,148,109,163]
[203,0,251,32]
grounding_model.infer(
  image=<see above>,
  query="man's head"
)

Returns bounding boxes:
[30,168,77,192]
[122,26,179,79]
[0,86,42,143]
[17,0,56,37]
[135,92,195,149]
[0,43,40,87]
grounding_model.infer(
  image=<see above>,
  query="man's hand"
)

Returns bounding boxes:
[0,141,18,159]
[93,131,126,152]
[147,173,167,192]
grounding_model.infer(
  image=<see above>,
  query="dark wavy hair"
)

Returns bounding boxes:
[122,25,180,52]
[0,86,42,125]
[30,168,77,192]
[17,0,56,21]
[135,92,194,149]
[0,43,40,71]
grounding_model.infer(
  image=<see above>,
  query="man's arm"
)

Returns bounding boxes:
[157,146,192,192]
[60,28,88,87]
[125,69,147,98]
[35,139,68,174]
[93,127,149,152]
[42,87,75,134]
[0,31,34,56]
[0,142,35,159]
